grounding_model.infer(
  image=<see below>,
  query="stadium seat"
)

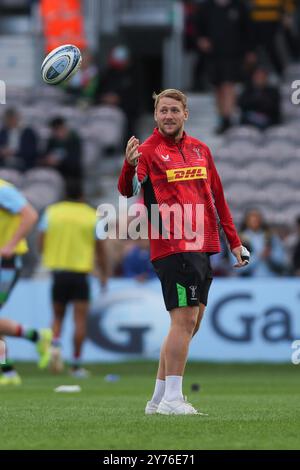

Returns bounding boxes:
[82,139,102,174]
[23,168,64,190]
[223,126,262,145]
[264,126,300,145]
[0,168,22,187]
[21,168,64,212]
[85,105,126,150]
[22,184,63,212]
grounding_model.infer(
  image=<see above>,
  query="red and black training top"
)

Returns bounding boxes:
[118,128,241,261]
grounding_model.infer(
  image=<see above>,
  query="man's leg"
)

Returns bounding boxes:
[0,259,21,382]
[0,318,22,385]
[0,318,25,336]
[147,304,206,412]
[70,301,89,376]
[157,304,205,378]
[192,303,206,338]
[215,82,236,133]
[0,318,51,357]
[49,302,66,373]
[0,316,52,382]
[155,306,202,414]
[145,338,167,412]
[164,306,199,377]
[52,302,66,341]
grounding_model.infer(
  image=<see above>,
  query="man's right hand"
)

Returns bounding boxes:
[126,136,142,167]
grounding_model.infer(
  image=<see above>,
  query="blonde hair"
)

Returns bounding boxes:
[153,89,187,110]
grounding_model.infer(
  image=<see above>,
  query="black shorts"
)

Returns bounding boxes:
[209,58,241,86]
[152,252,213,311]
[52,271,90,304]
[0,256,22,310]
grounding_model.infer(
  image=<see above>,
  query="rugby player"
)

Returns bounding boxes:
[38,179,109,377]
[0,178,52,385]
[118,89,249,415]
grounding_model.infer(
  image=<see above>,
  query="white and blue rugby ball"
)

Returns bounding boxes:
[41,44,82,85]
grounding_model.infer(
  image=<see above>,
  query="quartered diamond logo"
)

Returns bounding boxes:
[193,147,203,160]
[189,286,197,300]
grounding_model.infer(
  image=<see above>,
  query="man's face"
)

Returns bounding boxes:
[5,114,19,129]
[253,69,267,88]
[154,97,188,139]
[53,125,68,140]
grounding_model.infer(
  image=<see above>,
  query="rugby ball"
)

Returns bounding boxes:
[41,44,82,85]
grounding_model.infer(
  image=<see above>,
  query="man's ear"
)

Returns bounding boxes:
[184,109,189,121]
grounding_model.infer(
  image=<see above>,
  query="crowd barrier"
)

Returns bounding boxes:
[4,277,300,363]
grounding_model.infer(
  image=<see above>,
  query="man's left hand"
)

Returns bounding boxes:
[232,245,250,268]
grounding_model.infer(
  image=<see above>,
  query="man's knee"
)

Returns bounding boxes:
[173,307,198,335]
[192,305,206,337]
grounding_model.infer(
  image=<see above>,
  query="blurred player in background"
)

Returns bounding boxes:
[0,179,52,385]
[38,179,109,377]
[118,89,249,415]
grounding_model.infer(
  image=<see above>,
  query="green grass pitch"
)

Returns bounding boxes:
[0,362,299,450]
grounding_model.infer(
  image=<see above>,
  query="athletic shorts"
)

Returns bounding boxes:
[0,256,22,310]
[52,271,90,304]
[209,58,241,86]
[152,252,213,311]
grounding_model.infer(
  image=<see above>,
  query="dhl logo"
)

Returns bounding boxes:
[166,166,207,182]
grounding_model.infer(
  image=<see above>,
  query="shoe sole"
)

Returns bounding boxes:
[145,409,158,415]
[157,408,202,415]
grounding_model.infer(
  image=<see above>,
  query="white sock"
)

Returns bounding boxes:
[164,375,183,402]
[150,379,165,405]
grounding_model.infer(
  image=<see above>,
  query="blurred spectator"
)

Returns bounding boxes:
[238,209,287,276]
[183,0,209,91]
[291,216,300,275]
[238,66,281,129]
[195,0,254,134]
[0,108,39,171]
[282,1,300,60]
[40,117,82,182]
[96,45,139,142]
[281,216,300,274]
[249,0,288,77]
[122,239,156,282]
[64,49,99,105]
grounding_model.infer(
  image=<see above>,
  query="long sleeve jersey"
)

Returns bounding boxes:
[118,128,241,261]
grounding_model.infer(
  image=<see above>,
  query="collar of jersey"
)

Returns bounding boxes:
[154,127,187,147]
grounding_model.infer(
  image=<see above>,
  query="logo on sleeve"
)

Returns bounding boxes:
[193,147,203,160]
[166,166,207,182]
